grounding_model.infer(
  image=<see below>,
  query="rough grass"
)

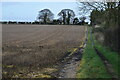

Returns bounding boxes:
[76,27,111,78]
[94,39,120,77]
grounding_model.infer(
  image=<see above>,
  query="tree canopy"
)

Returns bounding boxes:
[58,9,75,25]
[37,9,54,24]
[78,1,120,52]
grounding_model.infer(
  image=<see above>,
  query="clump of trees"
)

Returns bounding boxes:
[95,3,119,53]
[37,9,54,24]
[58,9,75,25]
[73,17,79,24]
[36,8,87,25]
[79,2,119,53]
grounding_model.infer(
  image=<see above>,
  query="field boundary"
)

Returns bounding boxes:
[76,26,112,78]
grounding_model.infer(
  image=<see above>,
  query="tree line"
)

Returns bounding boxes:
[80,2,119,53]
[1,9,88,25]
[37,8,88,25]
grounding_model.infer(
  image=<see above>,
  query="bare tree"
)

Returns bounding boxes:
[37,9,54,24]
[58,9,75,25]
[77,1,119,14]
[77,1,120,53]
[77,2,107,15]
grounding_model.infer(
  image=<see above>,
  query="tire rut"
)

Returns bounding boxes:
[89,27,118,78]
[51,47,83,78]
[94,47,118,78]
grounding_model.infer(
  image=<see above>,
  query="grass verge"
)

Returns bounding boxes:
[94,37,120,77]
[76,27,111,78]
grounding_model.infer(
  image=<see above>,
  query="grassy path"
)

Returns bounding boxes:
[94,37,120,78]
[77,26,120,78]
[76,26,119,78]
[94,47,118,78]
[89,27,119,78]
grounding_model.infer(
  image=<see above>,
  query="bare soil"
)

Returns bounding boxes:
[2,24,85,78]
[51,47,83,78]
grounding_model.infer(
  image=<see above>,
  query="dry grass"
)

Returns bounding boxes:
[2,24,85,78]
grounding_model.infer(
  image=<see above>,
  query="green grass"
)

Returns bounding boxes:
[94,38,120,77]
[76,27,111,78]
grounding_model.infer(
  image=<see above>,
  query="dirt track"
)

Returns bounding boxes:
[51,47,83,78]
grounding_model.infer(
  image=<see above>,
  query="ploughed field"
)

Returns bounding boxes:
[2,24,85,78]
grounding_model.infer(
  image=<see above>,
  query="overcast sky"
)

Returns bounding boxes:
[1,2,90,22]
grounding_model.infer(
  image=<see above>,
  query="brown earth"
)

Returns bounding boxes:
[2,24,85,78]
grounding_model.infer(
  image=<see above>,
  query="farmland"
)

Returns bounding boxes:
[2,24,85,78]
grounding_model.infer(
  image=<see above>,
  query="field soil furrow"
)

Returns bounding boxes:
[33,26,72,45]
[3,25,61,45]
[2,24,85,78]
